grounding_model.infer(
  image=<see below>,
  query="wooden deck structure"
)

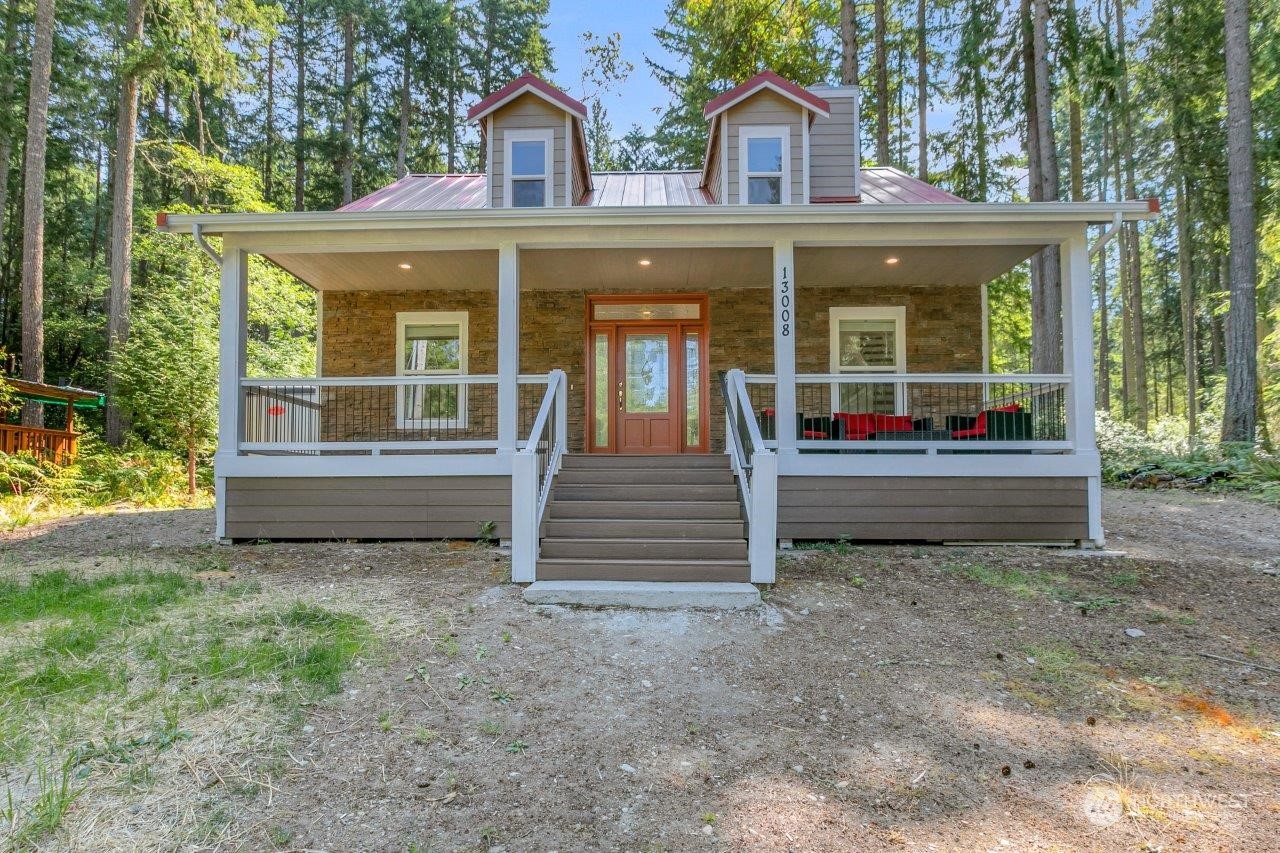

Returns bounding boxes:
[1,378,104,465]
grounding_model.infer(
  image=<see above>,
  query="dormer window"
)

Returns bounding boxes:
[739,126,790,204]
[505,128,553,208]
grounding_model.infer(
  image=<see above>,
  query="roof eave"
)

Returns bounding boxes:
[158,201,1160,237]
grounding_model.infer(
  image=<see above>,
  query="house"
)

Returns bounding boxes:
[159,70,1156,588]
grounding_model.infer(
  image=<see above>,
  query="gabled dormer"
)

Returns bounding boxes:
[467,74,593,208]
[701,71,865,205]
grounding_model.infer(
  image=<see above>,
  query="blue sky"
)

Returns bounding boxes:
[543,0,674,133]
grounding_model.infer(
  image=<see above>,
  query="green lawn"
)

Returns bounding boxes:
[0,563,371,850]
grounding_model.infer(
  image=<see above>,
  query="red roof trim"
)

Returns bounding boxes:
[703,71,831,119]
[466,74,587,122]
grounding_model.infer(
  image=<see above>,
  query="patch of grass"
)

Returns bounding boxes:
[434,634,460,658]
[489,687,513,704]
[2,757,86,849]
[478,719,503,737]
[943,562,1063,598]
[1107,571,1141,590]
[1022,643,1084,685]
[0,569,197,628]
[504,739,527,754]
[184,603,370,695]
[411,726,438,745]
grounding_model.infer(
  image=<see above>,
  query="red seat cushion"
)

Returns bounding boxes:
[874,414,914,432]
[802,429,828,439]
[951,427,984,439]
[992,404,1021,413]
[833,412,877,438]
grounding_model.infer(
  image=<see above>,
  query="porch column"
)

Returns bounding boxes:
[216,242,247,541]
[1060,231,1103,545]
[773,239,798,453]
[497,241,519,454]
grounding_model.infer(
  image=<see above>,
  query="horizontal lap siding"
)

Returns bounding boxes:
[777,476,1088,541]
[224,476,511,540]
[809,93,857,198]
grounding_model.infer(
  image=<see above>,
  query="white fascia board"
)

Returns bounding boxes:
[706,81,832,120]
[468,83,587,122]
[160,201,1159,236]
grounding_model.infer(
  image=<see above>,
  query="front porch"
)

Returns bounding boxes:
[174,204,1155,583]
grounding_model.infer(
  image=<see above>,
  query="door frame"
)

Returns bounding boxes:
[584,293,711,454]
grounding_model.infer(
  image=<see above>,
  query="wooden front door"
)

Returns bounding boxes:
[586,295,709,454]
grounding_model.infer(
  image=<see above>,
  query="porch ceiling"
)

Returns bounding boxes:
[266,243,1042,292]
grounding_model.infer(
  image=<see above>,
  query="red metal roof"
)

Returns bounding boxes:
[338,167,963,212]
[703,71,831,119]
[858,167,966,204]
[466,74,587,122]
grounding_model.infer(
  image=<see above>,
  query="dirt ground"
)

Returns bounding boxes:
[3,488,1278,852]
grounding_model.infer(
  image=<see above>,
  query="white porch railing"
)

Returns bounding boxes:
[743,372,1075,454]
[512,369,567,582]
[239,374,552,455]
[722,369,777,584]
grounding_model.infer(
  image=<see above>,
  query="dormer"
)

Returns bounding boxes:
[701,71,862,205]
[467,74,593,208]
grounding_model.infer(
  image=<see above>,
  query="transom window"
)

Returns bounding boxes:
[396,311,468,428]
[829,307,906,414]
[739,126,790,204]
[504,128,553,208]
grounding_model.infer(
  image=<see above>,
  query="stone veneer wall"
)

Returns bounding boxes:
[320,284,982,451]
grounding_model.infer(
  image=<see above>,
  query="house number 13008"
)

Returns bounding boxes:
[778,265,791,337]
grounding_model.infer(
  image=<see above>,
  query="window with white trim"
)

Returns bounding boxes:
[396,311,468,428]
[504,128,553,208]
[738,126,791,204]
[829,307,906,414]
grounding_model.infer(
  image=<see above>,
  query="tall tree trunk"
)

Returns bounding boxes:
[293,0,306,211]
[340,12,355,206]
[839,0,859,86]
[1221,0,1257,443]
[1209,257,1224,372]
[106,0,146,446]
[20,0,55,428]
[1065,0,1084,201]
[873,0,889,165]
[1025,0,1062,373]
[1114,0,1147,428]
[264,36,275,203]
[396,24,411,178]
[446,40,458,171]
[0,0,21,287]
[1175,156,1197,441]
[1097,129,1112,411]
[916,0,927,179]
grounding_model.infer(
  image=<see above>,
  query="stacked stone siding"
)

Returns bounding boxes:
[320,284,983,451]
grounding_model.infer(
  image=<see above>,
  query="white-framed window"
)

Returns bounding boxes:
[503,128,553,208]
[738,125,791,204]
[396,311,468,429]
[828,306,907,414]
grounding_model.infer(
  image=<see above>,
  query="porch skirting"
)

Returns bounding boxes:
[776,475,1088,542]
[222,475,512,541]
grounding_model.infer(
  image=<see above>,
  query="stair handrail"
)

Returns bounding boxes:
[521,368,567,528]
[721,368,768,513]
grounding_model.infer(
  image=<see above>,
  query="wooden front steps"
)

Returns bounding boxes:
[537,454,750,583]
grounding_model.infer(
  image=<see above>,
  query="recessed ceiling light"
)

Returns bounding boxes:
[398,262,413,270]
[638,258,652,267]
[885,256,900,265]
